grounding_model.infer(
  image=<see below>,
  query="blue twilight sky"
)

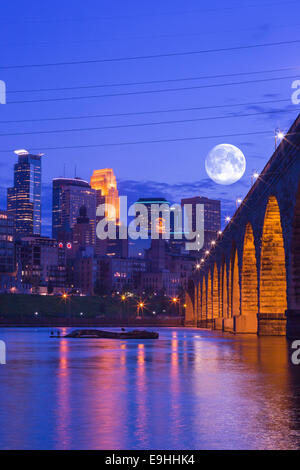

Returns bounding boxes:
[0,0,300,235]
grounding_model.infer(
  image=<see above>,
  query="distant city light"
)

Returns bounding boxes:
[211,240,216,245]
[225,216,231,223]
[196,264,201,269]
[205,250,210,255]
[218,230,222,235]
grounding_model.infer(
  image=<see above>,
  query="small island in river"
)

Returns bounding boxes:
[50,329,159,339]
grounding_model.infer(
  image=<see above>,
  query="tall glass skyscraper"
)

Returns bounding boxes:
[52,177,96,244]
[7,150,42,236]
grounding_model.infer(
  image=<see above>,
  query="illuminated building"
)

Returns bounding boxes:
[52,177,96,244]
[0,210,15,274]
[72,206,94,253]
[90,169,124,256]
[90,168,119,221]
[95,256,148,294]
[181,196,221,255]
[7,150,43,236]
[135,197,170,236]
[16,235,66,293]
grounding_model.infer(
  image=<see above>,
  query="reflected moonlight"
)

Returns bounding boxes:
[205,143,246,185]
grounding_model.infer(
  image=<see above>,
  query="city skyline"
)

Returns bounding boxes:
[1,0,300,236]
[1,0,300,454]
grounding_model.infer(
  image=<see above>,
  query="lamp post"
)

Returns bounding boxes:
[171,297,179,316]
[62,293,70,320]
[236,197,242,208]
[137,301,145,319]
[251,172,259,186]
[275,129,285,150]
[121,294,126,321]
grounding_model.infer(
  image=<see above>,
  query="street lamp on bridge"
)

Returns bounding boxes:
[275,129,285,149]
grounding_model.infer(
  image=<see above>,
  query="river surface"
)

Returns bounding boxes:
[0,327,299,450]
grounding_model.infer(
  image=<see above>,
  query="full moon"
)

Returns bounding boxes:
[205,143,246,185]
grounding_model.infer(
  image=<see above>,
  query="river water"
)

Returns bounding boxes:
[0,327,299,450]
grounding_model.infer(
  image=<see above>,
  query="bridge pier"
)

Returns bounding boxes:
[214,318,224,330]
[185,320,197,327]
[233,315,257,334]
[257,313,286,336]
[197,319,213,328]
[223,318,234,332]
[286,310,300,338]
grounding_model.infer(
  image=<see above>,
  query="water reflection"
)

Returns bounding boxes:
[0,328,299,449]
[55,338,70,449]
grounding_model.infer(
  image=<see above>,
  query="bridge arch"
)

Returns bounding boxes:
[185,279,196,326]
[207,270,213,325]
[291,180,300,308]
[231,244,240,317]
[201,276,207,325]
[241,223,258,318]
[212,263,219,319]
[259,195,287,335]
[221,258,228,318]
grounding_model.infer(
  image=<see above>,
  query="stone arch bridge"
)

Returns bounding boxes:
[185,114,300,337]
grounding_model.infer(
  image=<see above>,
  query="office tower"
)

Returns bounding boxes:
[135,197,171,236]
[90,169,122,255]
[106,226,128,258]
[15,235,66,293]
[132,197,171,259]
[0,210,15,273]
[134,197,171,272]
[52,177,96,244]
[90,169,119,221]
[7,150,42,236]
[72,206,94,253]
[181,196,221,254]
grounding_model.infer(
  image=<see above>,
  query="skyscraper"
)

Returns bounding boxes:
[7,150,42,236]
[0,209,17,293]
[90,169,119,221]
[90,169,123,256]
[72,205,94,253]
[52,177,96,243]
[181,196,221,254]
[0,210,15,274]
